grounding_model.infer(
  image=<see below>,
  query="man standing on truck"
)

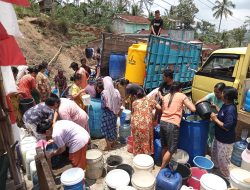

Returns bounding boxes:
[150,10,163,36]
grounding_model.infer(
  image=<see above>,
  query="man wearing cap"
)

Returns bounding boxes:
[69,62,88,89]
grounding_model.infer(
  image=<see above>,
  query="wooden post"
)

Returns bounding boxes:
[0,69,23,189]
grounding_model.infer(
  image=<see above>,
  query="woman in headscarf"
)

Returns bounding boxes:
[127,84,157,155]
[101,76,122,151]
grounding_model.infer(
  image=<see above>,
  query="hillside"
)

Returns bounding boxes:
[16,17,103,79]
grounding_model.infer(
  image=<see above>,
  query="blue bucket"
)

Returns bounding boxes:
[193,156,214,170]
[61,168,85,190]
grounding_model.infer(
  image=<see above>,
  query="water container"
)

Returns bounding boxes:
[178,114,209,163]
[154,124,161,140]
[46,143,64,169]
[30,160,37,184]
[133,154,154,172]
[187,167,207,189]
[127,136,133,153]
[116,186,136,190]
[82,94,91,106]
[231,141,247,167]
[19,98,34,115]
[119,124,131,144]
[85,48,94,59]
[25,149,37,180]
[109,53,126,80]
[86,149,104,180]
[116,164,134,185]
[106,169,130,190]
[195,101,212,120]
[61,168,85,190]
[125,43,147,85]
[193,156,214,170]
[230,168,250,190]
[172,149,189,164]
[244,89,250,112]
[200,174,227,190]
[20,138,37,168]
[241,140,250,171]
[132,171,155,190]
[154,139,162,166]
[170,163,191,185]
[156,168,182,190]
[122,109,132,121]
[107,155,123,172]
[88,98,103,138]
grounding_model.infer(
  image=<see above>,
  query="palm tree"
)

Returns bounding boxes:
[212,0,235,33]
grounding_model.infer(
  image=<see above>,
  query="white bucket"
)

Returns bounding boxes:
[61,168,85,189]
[172,149,189,164]
[20,136,37,145]
[86,149,104,180]
[30,160,37,183]
[82,94,91,106]
[230,168,250,190]
[131,171,155,190]
[116,186,136,190]
[200,174,227,190]
[122,109,131,120]
[241,148,250,171]
[25,149,37,180]
[105,169,130,189]
[133,154,154,172]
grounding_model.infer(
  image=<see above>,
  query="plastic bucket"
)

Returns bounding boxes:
[195,101,212,120]
[174,164,191,185]
[25,149,37,180]
[127,136,133,153]
[107,155,123,172]
[131,171,155,190]
[46,143,63,169]
[133,154,154,172]
[106,169,130,190]
[172,149,189,164]
[187,167,207,189]
[30,160,37,184]
[193,156,214,170]
[61,168,85,190]
[116,164,134,185]
[82,94,91,106]
[19,98,34,115]
[230,168,250,190]
[200,174,227,190]
[86,149,104,180]
[116,186,136,190]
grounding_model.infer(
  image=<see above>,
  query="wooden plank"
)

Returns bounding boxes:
[238,110,250,124]
[35,148,57,190]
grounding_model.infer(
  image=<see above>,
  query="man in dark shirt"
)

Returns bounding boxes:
[151,10,163,36]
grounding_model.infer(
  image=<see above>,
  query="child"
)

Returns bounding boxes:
[70,73,85,110]
[54,69,67,97]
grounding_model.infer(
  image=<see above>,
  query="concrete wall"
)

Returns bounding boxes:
[124,23,149,33]
[168,30,195,42]
[112,19,149,34]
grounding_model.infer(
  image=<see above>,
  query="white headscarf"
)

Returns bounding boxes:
[102,76,121,115]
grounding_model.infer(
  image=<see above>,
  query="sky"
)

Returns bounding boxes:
[144,0,249,31]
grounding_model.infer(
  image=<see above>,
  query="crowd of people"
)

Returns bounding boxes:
[11,48,237,179]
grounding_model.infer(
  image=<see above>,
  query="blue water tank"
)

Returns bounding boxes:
[109,53,126,80]
[231,141,247,167]
[244,90,250,112]
[119,123,131,144]
[154,139,162,166]
[88,98,103,138]
[178,114,209,164]
[156,168,182,190]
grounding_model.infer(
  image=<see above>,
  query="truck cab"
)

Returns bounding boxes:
[192,45,250,125]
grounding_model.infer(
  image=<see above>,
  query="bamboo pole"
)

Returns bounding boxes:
[48,45,63,66]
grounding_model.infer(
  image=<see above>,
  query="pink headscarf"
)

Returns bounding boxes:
[102,76,121,115]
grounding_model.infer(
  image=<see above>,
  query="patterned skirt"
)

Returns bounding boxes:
[101,108,117,141]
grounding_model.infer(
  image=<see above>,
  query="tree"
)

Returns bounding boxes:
[174,0,199,29]
[139,0,154,17]
[196,20,215,35]
[212,0,235,33]
[131,4,143,16]
[230,26,247,46]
